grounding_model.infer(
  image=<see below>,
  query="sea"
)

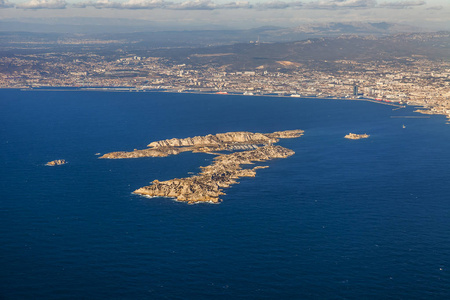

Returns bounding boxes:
[1,89,450,299]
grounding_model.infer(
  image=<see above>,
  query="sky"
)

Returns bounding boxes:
[0,0,449,30]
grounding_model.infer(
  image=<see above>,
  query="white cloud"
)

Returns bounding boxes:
[11,0,434,11]
[72,0,123,9]
[256,1,291,9]
[73,0,169,9]
[121,0,170,9]
[0,0,14,8]
[305,0,378,9]
[169,0,216,10]
[255,1,305,9]
[220,1,252,9]
[426,5,443,10]
[72,0,253,10]
[16,0,67,9]
[378,1,426,9]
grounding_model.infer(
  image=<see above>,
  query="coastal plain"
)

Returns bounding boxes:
[1,30,449,122]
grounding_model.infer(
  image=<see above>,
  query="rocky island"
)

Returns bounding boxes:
[45,159,67,166]
[100,130,302,159]
[101,130,303,204]
[345,133,370,140]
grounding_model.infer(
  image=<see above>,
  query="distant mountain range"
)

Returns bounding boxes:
[0,19,428,47]
[2,19,447,68]
[149,32,450,71]
[265,22,423,40]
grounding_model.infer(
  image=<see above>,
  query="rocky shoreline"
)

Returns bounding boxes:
[344,133,370,140]
[45,159,67,166]
[134,145,295,204]
[415,108,450,122]
[100,130,303,159]
[101,130,303,204]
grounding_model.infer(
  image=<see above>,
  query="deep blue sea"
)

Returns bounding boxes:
[1,89,450,299]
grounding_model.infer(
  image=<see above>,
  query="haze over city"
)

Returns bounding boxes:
[0,0,449,31]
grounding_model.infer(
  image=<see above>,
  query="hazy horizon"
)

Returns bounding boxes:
[0,0,449,32]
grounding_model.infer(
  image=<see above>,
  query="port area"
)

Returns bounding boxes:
[21,86,406,109]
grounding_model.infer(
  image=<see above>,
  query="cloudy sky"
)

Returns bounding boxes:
[0,0,449,30]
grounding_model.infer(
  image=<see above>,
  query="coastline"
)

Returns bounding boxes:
[12,85,406,105]
[100,130,304,204]
[3,79,450,299]
[4,86,449,121]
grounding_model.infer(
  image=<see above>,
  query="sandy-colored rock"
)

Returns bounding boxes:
[45,159,67,166]
[100,147,187,159]
[264,129,304,139]
[147,132,271,148]
[100,130,303,204]
[100,130,304,159]
[344,133,370,140]
[415,108,450,122]
[133,145,295,204]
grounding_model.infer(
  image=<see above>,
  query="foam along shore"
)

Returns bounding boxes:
[344,133,370,140]
[45,159,67,166]
[100,130,304,204]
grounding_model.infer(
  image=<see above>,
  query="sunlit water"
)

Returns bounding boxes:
[1,90,450,299]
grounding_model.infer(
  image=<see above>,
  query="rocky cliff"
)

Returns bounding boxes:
[100,130,303,204]
[45,159,67,166]
[133,145,295,204]
[100,129,303,159]
[345,133,370,140]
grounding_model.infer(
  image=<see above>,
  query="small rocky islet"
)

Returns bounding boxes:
[344,133,370,140]
[45,159,67,166]
[100,130,304,204]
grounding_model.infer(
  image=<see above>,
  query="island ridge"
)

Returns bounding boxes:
[101,130,303,204]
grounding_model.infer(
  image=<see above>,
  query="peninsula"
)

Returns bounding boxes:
[345,133,370,140]
[100,130,303,204]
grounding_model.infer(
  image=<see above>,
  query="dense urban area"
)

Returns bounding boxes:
[1,31,449,121]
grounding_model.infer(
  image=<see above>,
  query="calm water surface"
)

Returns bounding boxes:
[1,90,450,299]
